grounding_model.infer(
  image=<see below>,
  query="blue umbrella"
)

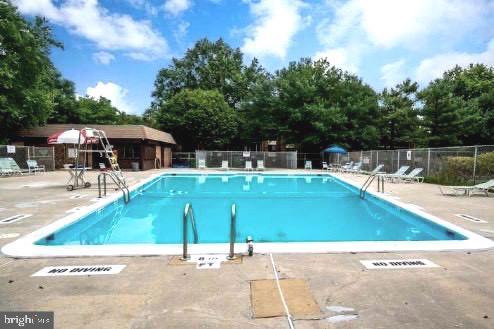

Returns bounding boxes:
[323,145,347,154]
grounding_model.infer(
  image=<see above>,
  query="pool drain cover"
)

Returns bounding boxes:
[455,214,487,223]
[0,214,32,224]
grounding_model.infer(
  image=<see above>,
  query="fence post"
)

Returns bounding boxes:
[473,146,478,184]
[397,150,400,172]
[376,151,379,167]
[427,148,431,176]
[52,147,55,171]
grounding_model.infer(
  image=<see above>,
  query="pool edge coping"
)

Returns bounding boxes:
[2,170,493,258]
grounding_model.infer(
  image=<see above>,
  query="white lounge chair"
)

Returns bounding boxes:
[439,179,494,197]
[257,160,265,171]
[221,160,229,170]
[346,162,362,173]
[0,158,14,176]
[390,168,424,183]
[383,165,410,181]
[245,160,253,171]
[304,160,312,170]
[198,159,206,169]
[3,158,28,175]
[361,164,384,175]
[26,159,45,174]
[322,161,329,170]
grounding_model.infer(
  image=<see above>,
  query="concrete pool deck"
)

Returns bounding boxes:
[1,170,493,328]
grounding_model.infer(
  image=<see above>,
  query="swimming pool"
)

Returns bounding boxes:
[3,172,493,257]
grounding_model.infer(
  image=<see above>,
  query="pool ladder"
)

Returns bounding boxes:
[181,203,199,260]
[98,172,130,203]
[360,173,384,199]
[181,203,237,261]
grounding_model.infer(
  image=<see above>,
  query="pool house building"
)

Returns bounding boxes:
[14,124,176,170]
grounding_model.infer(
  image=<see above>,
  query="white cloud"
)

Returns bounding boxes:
[315,0,494,76]
[416,39,494,84]
[318,0,492,49]
[14,0,168,61]
[314,48,358,73]
[86,81,136,114]
[381,59,406,87]
[174,21,190,42]
[125,0,159,16]
[163,0,192,16]
[92,51,115,65]
[241,0,306,59]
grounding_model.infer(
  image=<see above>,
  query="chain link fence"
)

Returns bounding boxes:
[0,145,55,171]
[172,152,196,168]
[339,145,494,184]
[194,151,297,169]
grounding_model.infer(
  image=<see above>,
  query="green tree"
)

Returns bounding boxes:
[0,2,62,142]
[47,74,80,123]
[378,79,423,149]
[242,58,379,151]
[148,38,266,111]
[419,79,462,147]
[440,64,494,145]
[155,89,238,149]
[76,97,122,124]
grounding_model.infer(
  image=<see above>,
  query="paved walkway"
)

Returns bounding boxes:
[0,170,493,328]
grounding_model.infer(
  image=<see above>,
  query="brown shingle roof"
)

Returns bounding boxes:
[17,124,175,144]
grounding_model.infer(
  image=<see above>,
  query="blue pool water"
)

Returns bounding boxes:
[37,174,465,245]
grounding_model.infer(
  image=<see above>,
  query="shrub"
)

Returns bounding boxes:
[425,151,494,185]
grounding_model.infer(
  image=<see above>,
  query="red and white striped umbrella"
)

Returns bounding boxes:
[47,129,99,144]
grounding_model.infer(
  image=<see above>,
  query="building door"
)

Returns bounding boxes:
[155,145,162,168]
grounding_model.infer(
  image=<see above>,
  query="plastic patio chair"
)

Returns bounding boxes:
[221,160,229,170]
[245,160,253,171]
[26,159,45,174]
[390,168,424,183]
[383,165,410,181]
[198,159,206,169]
[439,179,494,197]
[304,160,312,170]
[257,160,265,171]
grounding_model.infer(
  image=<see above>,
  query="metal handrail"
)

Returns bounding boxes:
[359,173,385,199]
[227,203,236,260]
[98,172,130,203]
[181,203,198,260]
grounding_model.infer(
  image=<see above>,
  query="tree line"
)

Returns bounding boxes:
[0,1,144,143]
[2,1,493,151]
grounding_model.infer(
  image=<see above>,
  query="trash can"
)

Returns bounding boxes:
[131,162,140,171]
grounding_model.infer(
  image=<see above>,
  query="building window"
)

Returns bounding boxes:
[121,144,140,160]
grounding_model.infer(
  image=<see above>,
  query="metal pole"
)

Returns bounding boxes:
[181,203,190,260]
[427,148,431,176]
[227,204,236,260]
[397,150,400,172]
[473,146,478,184]
[98,175,102,198]
[51,146,55,171]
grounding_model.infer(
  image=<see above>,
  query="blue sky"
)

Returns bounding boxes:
[14,0,494,114]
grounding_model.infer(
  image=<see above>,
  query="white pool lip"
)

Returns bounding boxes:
[2,170,493,258]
